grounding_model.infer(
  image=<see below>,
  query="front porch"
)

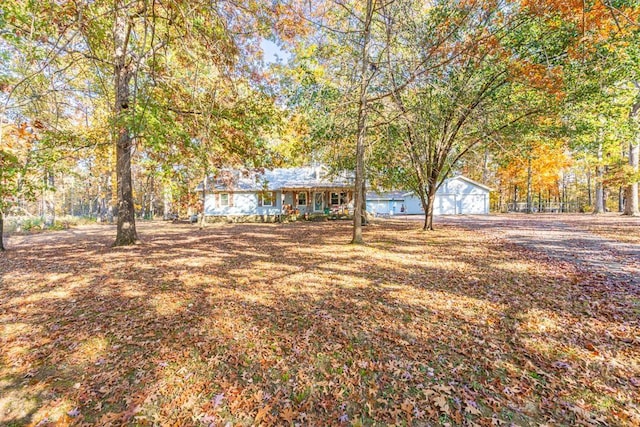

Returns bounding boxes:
[280,188,354,218]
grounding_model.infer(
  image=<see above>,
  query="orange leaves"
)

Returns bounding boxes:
[510,60,564,97]
[280,405,297,423]
[521,0,640,53]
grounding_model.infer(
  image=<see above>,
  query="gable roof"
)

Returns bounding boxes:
[197,166,354,192]
[450,175,492,191]
[398,175,492,197]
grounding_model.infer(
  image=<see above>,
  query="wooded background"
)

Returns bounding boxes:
[1,0,638,247]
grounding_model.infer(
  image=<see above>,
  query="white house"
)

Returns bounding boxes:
[198,167,354,221]
[367,176,490,216]
[197,168,490,221]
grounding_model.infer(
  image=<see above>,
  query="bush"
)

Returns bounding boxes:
[19,218,44,232]
[3,215,97,234]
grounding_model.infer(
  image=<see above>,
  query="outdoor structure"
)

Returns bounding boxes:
[198,169,490,221]
[367,175,491,216]
[198,167,354,221]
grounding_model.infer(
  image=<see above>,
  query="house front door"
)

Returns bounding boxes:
[313,192,324,212]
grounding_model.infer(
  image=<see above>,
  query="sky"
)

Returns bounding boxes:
[260,39,291,64]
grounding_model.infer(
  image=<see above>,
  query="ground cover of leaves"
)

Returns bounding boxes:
[575,214,640,245]
[1,220,638,426]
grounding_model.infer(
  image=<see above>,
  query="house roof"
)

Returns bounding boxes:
[391,175,492,197]
[196,169,491,194]
[452,175,492,192]
[197,166,354,192]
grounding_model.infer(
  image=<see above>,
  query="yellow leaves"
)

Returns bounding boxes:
[254,404,272,423]
[523,0,640,53]
[280,406,297,423]
[465,400,482,416]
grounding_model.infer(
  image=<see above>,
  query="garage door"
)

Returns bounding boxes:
[434,194,456,215]
[459,194,486,214]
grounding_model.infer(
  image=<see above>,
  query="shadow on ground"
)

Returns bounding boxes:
[1,219,638,426]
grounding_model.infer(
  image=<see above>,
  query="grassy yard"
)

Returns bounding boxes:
[1,221,638,426]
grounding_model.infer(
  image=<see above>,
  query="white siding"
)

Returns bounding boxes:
[458,194,488,214]
[389,177,490,215]
[368,200,390,215]
[402,196,424,215]
[205,192,282,216]
[433,194,454,215]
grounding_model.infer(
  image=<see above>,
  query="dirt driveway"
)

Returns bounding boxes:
[428,213,640,287]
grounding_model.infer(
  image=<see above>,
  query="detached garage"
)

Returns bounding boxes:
[365,191,406,215]
[368,175,490,216]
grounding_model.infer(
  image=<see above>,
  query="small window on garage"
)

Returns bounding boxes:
[220,193,229,207]
[297,192,307,206]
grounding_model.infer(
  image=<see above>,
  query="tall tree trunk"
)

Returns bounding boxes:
[526,158,532,213]
[625,142,639,215]
[624,90,639,216]
[361,180,368,226]
[163,184,171,220]
[587,166,592,207]
[594,140,605,214]
[351,0,373,245]
[200,172,207,229]
[624,128,639,215]
[482,148,489,183]
[0,211,5,251]
[619,186,625,213]
[113,4,138,246]
[149,175,155,218]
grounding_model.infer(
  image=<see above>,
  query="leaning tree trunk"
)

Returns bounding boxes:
[351,0,373,245]
[113,5,138,246]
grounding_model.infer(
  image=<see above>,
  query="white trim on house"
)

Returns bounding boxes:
[260,192,274,207]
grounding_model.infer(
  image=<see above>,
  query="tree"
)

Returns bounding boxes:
[524,1,640,214]
[351,0,374,244]
[0,123,46,251]
[2,0,304,246]
[624,82,640,215]
[381,1,561,230]
[286,0,383,243]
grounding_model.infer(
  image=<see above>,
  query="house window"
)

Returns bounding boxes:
[331,192,347,205]
[260,192,274,207]
[220,193,229,207]
[297,192,307,206]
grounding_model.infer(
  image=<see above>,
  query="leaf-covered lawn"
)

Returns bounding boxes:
[577,213,640,245]
[1,221,638,426]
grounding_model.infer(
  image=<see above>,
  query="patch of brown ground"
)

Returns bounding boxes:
[1,220,638,426]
